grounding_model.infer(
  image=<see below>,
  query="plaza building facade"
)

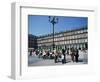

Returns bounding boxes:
[37,27,88,50]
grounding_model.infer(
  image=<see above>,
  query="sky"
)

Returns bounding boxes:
[28,15,88,36]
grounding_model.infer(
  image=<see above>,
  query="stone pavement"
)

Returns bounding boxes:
[28,53,88,66]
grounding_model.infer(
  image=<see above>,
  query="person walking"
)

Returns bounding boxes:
[54,48,58,63]
[30,50,32,56]
[75,48,79,62]
[42,50,46,59]
[71,47,75,62]
[62,48,66,64]
[61,53,64,64]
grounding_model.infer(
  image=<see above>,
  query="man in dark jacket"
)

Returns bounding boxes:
[75,48,79,62]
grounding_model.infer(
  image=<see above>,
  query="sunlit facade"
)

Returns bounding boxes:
[37,27,88,50]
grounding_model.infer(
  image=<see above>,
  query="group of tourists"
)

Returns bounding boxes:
[29,47,87,64]
[53,48,81,64]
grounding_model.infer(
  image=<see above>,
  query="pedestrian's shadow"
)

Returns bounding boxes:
[66,61,71,63]
[78,60,83,62]
[7,76,14,80]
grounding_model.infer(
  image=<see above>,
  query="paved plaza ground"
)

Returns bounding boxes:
[28,53,88,66]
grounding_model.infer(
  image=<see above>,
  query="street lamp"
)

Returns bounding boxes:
[49,16,58,50]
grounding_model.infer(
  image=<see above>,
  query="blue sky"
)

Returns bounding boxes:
[28,15,88,36]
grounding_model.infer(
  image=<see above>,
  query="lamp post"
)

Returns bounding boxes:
[49,16,58,50]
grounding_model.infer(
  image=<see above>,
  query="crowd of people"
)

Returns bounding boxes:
[28,47,88,64]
